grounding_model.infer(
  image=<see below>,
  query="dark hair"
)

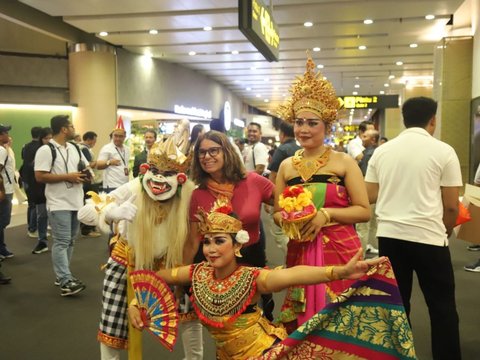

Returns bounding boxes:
[31,126,42,139]
[189,124,204,145]
[380,136,388,143]
[50,115,70,135]
[144,129,157,138]
[359,120,373,133]
[279,121,294,138]
[402,97,437,128]
[248,122,262,131]
[209,118,225,133]
[191,130,246,188]
[82,131,97,141]
[38,127,52,143]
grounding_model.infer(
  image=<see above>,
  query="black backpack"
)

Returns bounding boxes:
[46,141,86,172]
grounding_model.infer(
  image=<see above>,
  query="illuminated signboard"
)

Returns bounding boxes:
[239,0,280,62]
[174,104,212,119]
[338,95,399,109]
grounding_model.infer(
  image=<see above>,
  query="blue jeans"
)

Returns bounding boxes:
[36,203,48,245]
[49,210,79,286]
[0,193,13,252]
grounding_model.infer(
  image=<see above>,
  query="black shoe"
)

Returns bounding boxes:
[55,276,81,286]
[0,249,14,259]
[32,243,49,254]
[60,280,86,297]
[0,271,12,284]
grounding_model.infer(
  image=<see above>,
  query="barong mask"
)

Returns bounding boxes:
[141,137,191,202]
[277,53,340,126]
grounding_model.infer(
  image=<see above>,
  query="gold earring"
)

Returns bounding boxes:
[234,248,243,258]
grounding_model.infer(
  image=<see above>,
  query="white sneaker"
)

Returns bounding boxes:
[366,244,379,254]
[27,231,38,238]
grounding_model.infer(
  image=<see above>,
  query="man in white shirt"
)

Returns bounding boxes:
[0,124,15,259]
[97,128,130,193]
[365,97,462,360]
[243,122,269,174]
[35,115,90,297]
[347,120,374,162]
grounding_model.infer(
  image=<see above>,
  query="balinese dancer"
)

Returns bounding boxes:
[78,137,202,360]
[274,54,370,330]
[128,198,416,360]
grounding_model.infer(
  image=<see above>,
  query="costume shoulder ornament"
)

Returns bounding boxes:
[277,52,340,126]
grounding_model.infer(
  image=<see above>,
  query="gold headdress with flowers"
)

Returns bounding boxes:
[148,136,191,173]
[196,197,242,235]
[277,53,339,125]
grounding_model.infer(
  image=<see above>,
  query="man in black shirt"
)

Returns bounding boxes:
[20,126,42,238]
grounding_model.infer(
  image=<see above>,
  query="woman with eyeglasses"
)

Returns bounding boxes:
[186,130,274,266]
[273,56,370,332]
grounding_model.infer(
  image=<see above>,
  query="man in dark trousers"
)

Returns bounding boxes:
[20,126,42,238]
[365,97,462,360]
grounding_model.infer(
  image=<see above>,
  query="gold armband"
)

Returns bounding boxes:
[171,267,179,281]
[258,270,272,292]
[319,208,331,224]
[325,266,340,281]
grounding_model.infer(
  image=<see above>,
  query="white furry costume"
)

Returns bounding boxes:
[78,138,203,360]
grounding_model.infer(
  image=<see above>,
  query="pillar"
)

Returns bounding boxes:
[68,43,117,148]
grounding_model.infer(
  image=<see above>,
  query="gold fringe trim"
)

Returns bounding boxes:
[97,330,128,350]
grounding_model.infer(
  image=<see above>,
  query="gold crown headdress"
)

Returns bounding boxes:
[195,197,243,235]
[147,136,191,173]
[277,53,339,125]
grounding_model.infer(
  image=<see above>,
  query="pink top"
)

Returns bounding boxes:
[189,172,274,245]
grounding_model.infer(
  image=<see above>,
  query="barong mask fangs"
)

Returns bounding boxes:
[277,52,340,126]
[141,137,191,201]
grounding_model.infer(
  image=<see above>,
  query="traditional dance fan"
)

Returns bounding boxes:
[130,270,179,351]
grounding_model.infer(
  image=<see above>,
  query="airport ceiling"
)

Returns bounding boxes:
[1,0,473,115]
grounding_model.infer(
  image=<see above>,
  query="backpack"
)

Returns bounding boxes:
[46,141,85,172]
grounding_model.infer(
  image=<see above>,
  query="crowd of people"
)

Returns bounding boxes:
[0,54,471,360]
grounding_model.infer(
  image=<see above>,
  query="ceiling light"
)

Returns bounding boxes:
[425,14,435,20]
[282,93,287,97]
[264,99,269,103]
[323,76,327,80]
[231,50,239,55]
[267,110,271,113]
[388,75,395,80]
[203,26,213,31]
[304,21,313,27]
[250,66,257,70]
[409,43,418,48]
[354,84,360,88]
[358,45,367,50]
[384,83,390,87]
[317,64,324,69]
[149,29,158,35]
[313,47,321,52]
[99,31,108,37]
[363,19,373,25]
[246,87,251,91]
[379,90,385,94]
[396,61,403,66]
[352,91,358,95]
[188,51,196,56]
[256,94,261,98]
[264,78,269,82]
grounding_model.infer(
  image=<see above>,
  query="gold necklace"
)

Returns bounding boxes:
[292,147,331,182]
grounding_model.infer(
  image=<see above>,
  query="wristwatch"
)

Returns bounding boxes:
[106,160,111,166]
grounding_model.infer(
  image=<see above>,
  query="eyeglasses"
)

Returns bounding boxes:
[294,118,322,128]
[198,146,222,159]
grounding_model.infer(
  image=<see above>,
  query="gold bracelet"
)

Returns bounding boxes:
[130,298,138,307]
[319,208,331,224]
[325,266,340,281]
